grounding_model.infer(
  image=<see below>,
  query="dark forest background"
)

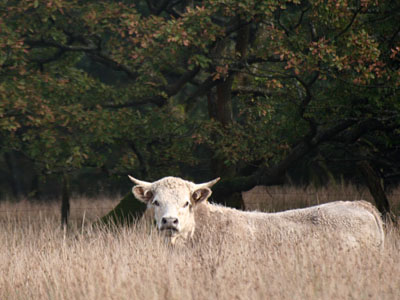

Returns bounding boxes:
[1,0,399,217]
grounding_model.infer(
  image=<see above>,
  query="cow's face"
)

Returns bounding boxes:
[129,176,219,244]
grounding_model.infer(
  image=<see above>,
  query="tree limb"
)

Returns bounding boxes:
[88,52,139,79]
[213,119,356,200]
[26,36,200,108]
[30,48,66,66]
[291,6,311,30]
[25,39,97,51]
[103,96,166,108]
[295,72,319,139]
[213,117,397,201]
[146,0,171,15]
[165,66,200,95]
[332,119,387,144]
[25,38,140,79]
[105,66,201,108]
[334,8,361,40]
[232,86,272,97]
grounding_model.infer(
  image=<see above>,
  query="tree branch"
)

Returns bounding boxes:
[214,116,397,201]
[232,86,272,97]
[25,38,140,79]
[275,8,290,36]
[30,48,65,65]
[146,0,173,15]
[332,119,387,144]
[25,39,97,51]
[291,6,311,30]
[185,54,285,107]
[165,66,200,95]
[103,96,166,108]
[26,36,199,107]
[295,72,319,139]
[213,119,356,200]
[334,8,361,40]
[88,52,139,79]
[105,66,201,108]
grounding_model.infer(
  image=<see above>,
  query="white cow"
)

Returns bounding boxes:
[129,176,385,248]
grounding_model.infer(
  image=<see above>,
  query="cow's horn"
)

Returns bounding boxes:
[128,175,152,187]
[195,177,220,189]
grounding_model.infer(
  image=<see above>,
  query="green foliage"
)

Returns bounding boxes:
[0,0,399,195]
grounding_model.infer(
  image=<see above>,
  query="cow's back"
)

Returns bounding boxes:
[193,201,384,249]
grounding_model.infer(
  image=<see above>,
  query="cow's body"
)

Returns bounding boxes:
[129,176,384,248]
[193,200,384,249]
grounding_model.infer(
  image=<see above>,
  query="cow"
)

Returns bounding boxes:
[129,176,385,249]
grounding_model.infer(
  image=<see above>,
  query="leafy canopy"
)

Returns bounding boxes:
[0,0,399,191]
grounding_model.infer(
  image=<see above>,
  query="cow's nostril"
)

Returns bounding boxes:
[161,217,179,227]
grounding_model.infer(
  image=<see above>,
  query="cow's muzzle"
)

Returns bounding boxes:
[160,217,179,236]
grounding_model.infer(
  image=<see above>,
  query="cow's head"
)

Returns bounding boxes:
[129,176,220,244]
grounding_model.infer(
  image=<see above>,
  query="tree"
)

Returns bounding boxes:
[1,0,399,217]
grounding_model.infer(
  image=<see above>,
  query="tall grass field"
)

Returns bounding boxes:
[1,184,400,300]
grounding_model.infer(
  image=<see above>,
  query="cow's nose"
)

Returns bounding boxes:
[161,217,179,226]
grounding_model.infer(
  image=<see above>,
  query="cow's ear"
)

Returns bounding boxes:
[192,188,212,204]
[132,186,153,203]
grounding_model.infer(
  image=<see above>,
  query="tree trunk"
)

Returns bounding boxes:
[214,18,249,126]
[29,173,41,199]
[61,173,70,228]
[131,143,149,178]
[235,23,250,58]
[207,89,218,120]
[209,17,250,208]
[98,192,147,226]
[357,160,392,222]
[216,76,234,126]
[4,152,24,198]
[218,192,245,210]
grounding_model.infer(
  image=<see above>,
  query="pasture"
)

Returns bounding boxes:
[1,184,400,300]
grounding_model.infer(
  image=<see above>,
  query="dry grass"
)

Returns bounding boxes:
[242,183,400,215]
[1,185,400,300]
[0,195,119,225]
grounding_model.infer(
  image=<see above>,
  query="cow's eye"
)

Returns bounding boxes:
[152,200,160,206]
[183,201,190,208]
